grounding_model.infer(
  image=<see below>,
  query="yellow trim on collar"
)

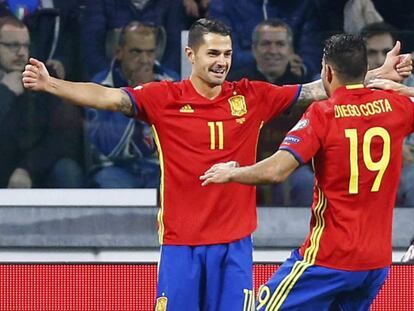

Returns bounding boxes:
[345,84,364,90]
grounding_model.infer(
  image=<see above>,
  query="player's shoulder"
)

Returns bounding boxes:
[308,98,332,114]
[226,78,252,90]
[129,79,181,95]
[227,78,290,94]
[371,88,412,102]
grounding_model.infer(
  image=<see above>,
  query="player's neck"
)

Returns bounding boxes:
[189,75,222,100]
[332,78,364,94]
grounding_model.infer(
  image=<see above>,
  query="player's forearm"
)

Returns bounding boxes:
[391,84,414,97]
[45,77,123,112]
[297,80,327,108]
[229,155,290,185]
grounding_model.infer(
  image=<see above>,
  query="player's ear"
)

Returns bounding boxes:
[326,64,333,84]
[185,46,195,64]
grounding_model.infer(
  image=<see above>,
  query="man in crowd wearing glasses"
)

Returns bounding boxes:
[0,16,83,188]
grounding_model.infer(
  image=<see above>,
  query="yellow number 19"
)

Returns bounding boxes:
[345,127,390,194]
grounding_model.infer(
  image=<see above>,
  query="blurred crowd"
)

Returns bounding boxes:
[1,0,414,208]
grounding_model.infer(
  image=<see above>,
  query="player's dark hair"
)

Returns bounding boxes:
[360,22,397,42]
[323,34,367,83]
[188,18,231,50]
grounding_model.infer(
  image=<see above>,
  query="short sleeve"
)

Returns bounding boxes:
[279,103,324,164]
[250,81,301,123]
[122,81,169,124]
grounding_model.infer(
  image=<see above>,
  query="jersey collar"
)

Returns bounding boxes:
[332,84,369,100]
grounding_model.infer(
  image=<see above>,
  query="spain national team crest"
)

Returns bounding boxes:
[155,297,168,311]
[228,95,247,117]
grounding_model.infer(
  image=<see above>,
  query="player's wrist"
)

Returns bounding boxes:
[403,85,414,97]
[45,76,57,94]
[228,167,238,182]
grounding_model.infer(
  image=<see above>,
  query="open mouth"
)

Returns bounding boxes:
[209,67,226,77]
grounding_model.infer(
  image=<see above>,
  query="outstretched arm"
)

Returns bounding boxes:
[296,41,413,108]
[367,79,414,97]
[200,150,299,186]
[22,58,134,116]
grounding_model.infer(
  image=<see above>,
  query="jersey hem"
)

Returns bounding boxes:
[313,259,392,271]
[160,229,256,246]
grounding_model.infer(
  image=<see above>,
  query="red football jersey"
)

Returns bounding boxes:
[124,79,300,245]
[280,85,414,270]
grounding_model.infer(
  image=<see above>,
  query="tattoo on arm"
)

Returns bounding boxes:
[297,80,327,108]
[117,92,134,117]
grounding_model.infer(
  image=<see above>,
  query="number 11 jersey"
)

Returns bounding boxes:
[124,79,300,245]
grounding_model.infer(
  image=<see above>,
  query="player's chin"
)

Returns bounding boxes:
[208,73,227,85]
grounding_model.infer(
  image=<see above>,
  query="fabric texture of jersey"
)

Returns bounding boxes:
[157,236,254,311]
[279,85,414,270]
[124,79,300,245]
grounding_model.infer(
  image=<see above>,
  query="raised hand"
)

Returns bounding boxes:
[22,57,50,92]
[376,41,413,82]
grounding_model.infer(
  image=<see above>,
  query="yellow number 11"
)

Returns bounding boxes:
[208,121,224,150]
[345,127,390,194]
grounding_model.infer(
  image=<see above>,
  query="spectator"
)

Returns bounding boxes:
[361,22,398,71]
[313,0,384,48]
[208,0,323,78]
[183,0,209,19]
[342,0,383,34]
[81,0,190,78]
[86,21,178,188]
[229,19,313,206]
[361,22,414,206]
[370,0,414,53]
[0,0,84,81]
[0,16,83,188]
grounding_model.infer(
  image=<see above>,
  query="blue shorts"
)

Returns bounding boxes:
[156,236,254,311]
[256,249,389,311]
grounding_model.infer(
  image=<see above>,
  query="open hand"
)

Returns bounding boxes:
[366,78,412,96]
[200,161,239,186]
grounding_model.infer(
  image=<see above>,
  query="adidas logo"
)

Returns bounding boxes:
[180,104,194,113]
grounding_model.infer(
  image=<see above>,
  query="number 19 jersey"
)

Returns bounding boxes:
[124,79,300,245]
[280,85,414,270]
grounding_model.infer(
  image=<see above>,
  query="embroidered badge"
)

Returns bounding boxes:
[228,95,247,117]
